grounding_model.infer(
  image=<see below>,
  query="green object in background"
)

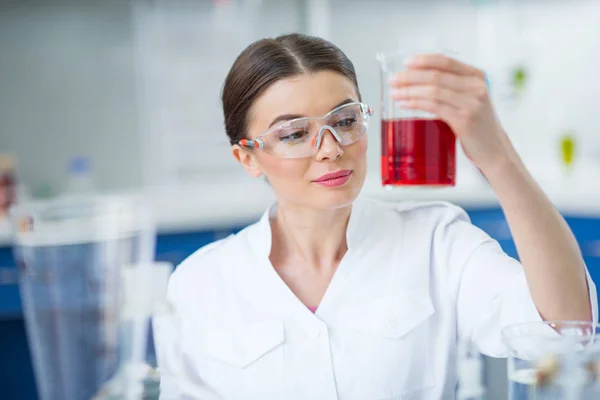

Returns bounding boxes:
[32,182,56,199]
[560,132,576,171]
[512,65,528,97]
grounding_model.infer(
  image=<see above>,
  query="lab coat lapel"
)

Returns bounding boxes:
[230,204,310,318]
[335,199,435,338]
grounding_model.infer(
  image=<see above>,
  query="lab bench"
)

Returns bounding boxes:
[1,207,599,400]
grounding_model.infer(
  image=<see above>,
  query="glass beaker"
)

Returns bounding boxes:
[377,51,457,187]
[502,321,600,400]
[11,194,156,400]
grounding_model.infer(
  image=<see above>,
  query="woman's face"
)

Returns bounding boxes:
[234,71,368,211]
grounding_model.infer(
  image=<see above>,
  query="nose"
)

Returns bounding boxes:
[314,126,343,161]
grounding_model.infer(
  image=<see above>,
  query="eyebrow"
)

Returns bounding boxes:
[267,98,356,128]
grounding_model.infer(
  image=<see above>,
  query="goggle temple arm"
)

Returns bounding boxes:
[239,138,263,149]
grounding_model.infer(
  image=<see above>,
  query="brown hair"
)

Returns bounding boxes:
[221,33,361,145]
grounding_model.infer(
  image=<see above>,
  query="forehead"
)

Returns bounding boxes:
[247,71,359,137]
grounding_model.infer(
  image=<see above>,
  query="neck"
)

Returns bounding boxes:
[270,202,352,269]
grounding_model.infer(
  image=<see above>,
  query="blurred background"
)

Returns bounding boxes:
[1,0,600,399]
[2,0,600,195]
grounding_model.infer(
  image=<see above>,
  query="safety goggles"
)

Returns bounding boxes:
[239,102,373,159]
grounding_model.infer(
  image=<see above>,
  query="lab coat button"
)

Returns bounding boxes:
[387,318,398,326]
[308,328,321,338]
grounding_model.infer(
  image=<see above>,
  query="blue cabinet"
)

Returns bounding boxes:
[0,247,20,319]
[467,208,518,259]
[466,208,600,305]
[564,216,600,298]
[0,246,37,400]
[154,229,237,267]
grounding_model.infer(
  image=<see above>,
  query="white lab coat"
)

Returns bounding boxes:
[154,198,598,400]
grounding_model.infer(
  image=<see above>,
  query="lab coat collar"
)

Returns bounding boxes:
[238,198,434,333]
[250,199,366,259]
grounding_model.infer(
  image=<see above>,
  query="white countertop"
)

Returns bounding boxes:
[1,166,599,247]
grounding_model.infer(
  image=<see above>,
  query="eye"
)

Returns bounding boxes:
[334,117,358,128]
[280,130,308,142]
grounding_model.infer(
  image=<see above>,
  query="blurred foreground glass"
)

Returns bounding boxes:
[456,340,486,399]
[93,262,174,400]
[377,51,456,187]
[503,321,600,400]
[11,195,156,400]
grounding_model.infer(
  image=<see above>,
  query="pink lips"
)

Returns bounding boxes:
[313,170,352,187]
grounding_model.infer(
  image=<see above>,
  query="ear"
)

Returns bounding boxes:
[232,144,263,178]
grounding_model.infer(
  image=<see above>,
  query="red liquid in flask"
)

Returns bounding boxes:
[381,118,456,186]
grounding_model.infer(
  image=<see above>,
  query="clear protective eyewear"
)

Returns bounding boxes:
[239,102,374,159]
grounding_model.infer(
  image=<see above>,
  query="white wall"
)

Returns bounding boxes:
[0,0,143,194]
[2,0,599,194]
[505,0,600,176]
[0,0,305,193]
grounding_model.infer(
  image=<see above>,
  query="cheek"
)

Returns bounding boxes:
[259,155,310,179]
[359,137,368,154]
[347,136,368,158]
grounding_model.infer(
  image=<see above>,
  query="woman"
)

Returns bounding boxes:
[155,33,597,399]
